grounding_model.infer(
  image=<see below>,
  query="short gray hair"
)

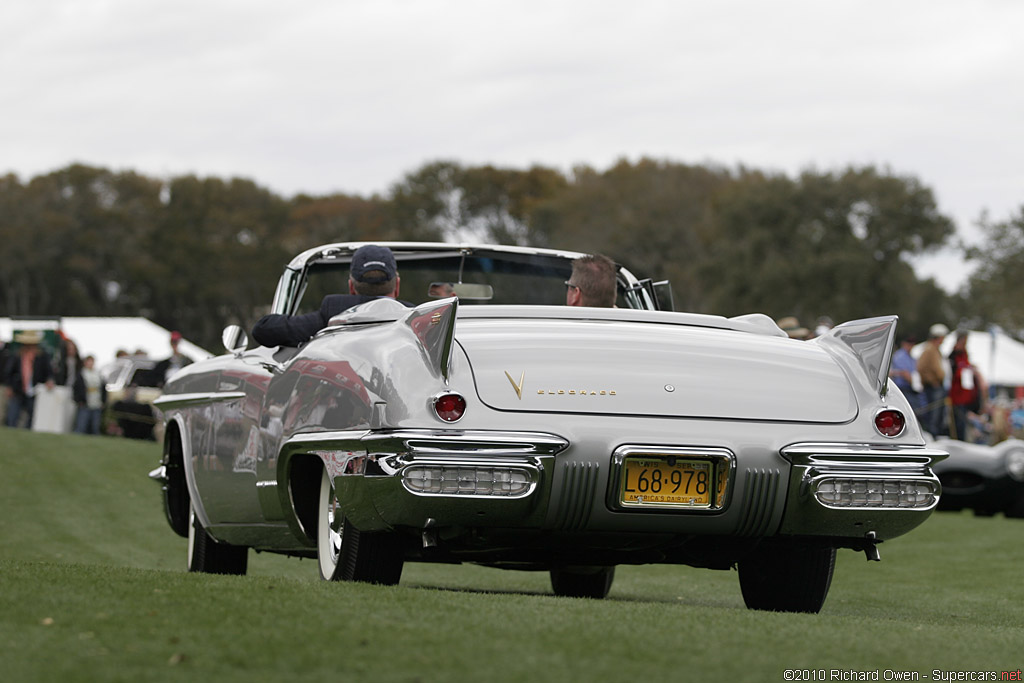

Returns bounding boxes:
[570,254,617,307]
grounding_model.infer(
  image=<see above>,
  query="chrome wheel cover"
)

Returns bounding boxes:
[186,503,196,569]
[317,469,343,579]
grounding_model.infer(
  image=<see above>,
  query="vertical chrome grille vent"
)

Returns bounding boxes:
[553,462,599,530]
[735,468,782,536]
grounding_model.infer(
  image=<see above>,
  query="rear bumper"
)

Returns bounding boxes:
[282,429,567,534]
[282,431,948,544]
[778,442,948,540]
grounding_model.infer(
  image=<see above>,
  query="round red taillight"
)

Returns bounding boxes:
[433,392,466,423]
[875,409,906,437]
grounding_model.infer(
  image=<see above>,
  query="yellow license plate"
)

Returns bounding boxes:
[620,457,714,507]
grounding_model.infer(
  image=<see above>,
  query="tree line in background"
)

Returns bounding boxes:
[1,160,1020,353]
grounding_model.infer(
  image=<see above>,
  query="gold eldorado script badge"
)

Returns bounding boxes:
[505,370,615,399]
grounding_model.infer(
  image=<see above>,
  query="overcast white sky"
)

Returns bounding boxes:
[2,0,1021,292]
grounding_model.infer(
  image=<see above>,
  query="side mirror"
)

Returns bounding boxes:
[222,325,248,355]
[652,280,675,311]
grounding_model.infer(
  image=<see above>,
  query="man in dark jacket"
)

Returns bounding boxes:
[153,331,193,386]
[252,245,409,348]
[4,330,55,428]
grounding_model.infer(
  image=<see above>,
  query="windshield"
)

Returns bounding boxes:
[293,251,636,314]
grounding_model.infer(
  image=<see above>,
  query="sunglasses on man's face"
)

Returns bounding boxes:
[564,281,579,290]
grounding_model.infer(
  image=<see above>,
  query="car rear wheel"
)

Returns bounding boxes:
[550,566,616,599]
[317,468,404,585]
[738,544,835,613]
[187,503,248,575]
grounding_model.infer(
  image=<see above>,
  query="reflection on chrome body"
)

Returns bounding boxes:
[152,391,247,410]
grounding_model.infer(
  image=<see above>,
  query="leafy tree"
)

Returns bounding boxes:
[282,193,392,256]
[0,165,165,317]
[142,175,290,348]
[386,160,566,245]
[964,208,1024,333]
[0,173,35,313]
[0,160,963,353]
[702,166,955,327]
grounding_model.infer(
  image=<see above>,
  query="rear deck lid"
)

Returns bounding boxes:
[459,316,857,423]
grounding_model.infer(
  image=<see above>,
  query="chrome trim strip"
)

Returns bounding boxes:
[282,430,372,449]
[153,391,246,410]
[280,429,568,455]
[782,442,948,466]
[370,429,569,455]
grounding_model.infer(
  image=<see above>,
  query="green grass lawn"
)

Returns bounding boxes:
[2,427,1022,682]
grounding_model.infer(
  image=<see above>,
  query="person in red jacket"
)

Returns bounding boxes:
[948,330,985,441]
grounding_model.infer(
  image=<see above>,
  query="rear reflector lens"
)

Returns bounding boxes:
[433,392,466,423]
[874,409,906,437]
[402,465,533,497]
[815,478,937,509]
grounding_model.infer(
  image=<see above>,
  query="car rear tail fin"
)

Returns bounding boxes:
[404,297,459,383]
[815,315,898,399]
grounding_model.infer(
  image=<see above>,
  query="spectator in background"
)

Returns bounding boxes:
[154,330,193,386]
[948,330,984,441]
[889,335,920,410]
[776,316,810,340]
[73,355,106,435]
[4,330,55,428]
[54,336,81,387]
[0,340,11,418]
[565,254,617,308]
[918,323,948,436]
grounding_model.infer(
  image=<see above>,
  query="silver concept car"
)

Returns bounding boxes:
[150,242,946,612]
[931,436,1024,517]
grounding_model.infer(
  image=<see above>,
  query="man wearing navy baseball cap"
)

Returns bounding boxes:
[348,244,399,295]
[252,245,408,347]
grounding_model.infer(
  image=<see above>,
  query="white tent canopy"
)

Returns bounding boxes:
[914,329,1024,388]
[1,316,213,370]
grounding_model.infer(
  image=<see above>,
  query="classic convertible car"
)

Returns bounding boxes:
[150,242,946,613]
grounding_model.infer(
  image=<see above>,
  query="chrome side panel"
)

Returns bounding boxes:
[157,349,276,534]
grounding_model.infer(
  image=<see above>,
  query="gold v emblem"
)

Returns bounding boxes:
[504,370,525,400]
